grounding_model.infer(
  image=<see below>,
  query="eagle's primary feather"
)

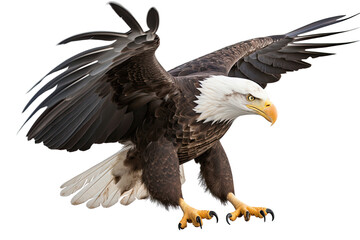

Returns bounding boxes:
[23,2,356,228]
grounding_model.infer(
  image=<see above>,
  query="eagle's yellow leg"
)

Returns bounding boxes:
[226,193,274,224]
[178,198,218,229]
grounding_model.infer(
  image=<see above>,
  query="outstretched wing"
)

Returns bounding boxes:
[23,3,174,151]
[169,14,357,88]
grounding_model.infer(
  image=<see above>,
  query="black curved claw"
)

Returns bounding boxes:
[209,211,219,223]
[260,210,266,222]
[178,223,182,230]
[196,216,202,229]
[266,208,275,221]
[245,211,250,221]
[226,213,232,225]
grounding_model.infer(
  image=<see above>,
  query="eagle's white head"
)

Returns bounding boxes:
[194,75,277,124]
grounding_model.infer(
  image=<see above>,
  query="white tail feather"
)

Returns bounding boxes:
[71,164,114,205]
[102,187,121,208]
[60,145,186,208]
[120,181,146,205]
[86,179,118,208]
[60,155,117,197]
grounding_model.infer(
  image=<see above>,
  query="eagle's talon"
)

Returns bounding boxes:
[209,211,218,223]
[245,211,250,221]
[266,208,275,221]
[260,210,266,222]
[178,223,182,230]
[196,216,202,229]
[226,213,232,225]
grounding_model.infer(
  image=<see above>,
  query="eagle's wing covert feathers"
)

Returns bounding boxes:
[23,3,174,151]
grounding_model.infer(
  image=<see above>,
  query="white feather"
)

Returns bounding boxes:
[71,167,113,205]
[179,164,186,185]
[86,179,120,208]
[102,187,122,208]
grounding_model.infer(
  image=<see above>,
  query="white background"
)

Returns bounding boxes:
[1,0,360,239]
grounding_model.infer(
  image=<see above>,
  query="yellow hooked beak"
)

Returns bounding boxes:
[247,100,277,125]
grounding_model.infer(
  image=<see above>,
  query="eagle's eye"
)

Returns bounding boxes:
[247,94,256,101]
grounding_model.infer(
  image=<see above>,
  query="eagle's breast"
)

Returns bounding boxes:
[176,121,232,164]
[170,76,232,164]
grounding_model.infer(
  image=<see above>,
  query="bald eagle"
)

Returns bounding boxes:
[22,3,356,229]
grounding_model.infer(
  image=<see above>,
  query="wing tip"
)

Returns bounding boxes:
[107,2,143,33]
[343,12,360,21]
[107,1,123,10]
[147,7,159,33]
[286,13,359,38]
